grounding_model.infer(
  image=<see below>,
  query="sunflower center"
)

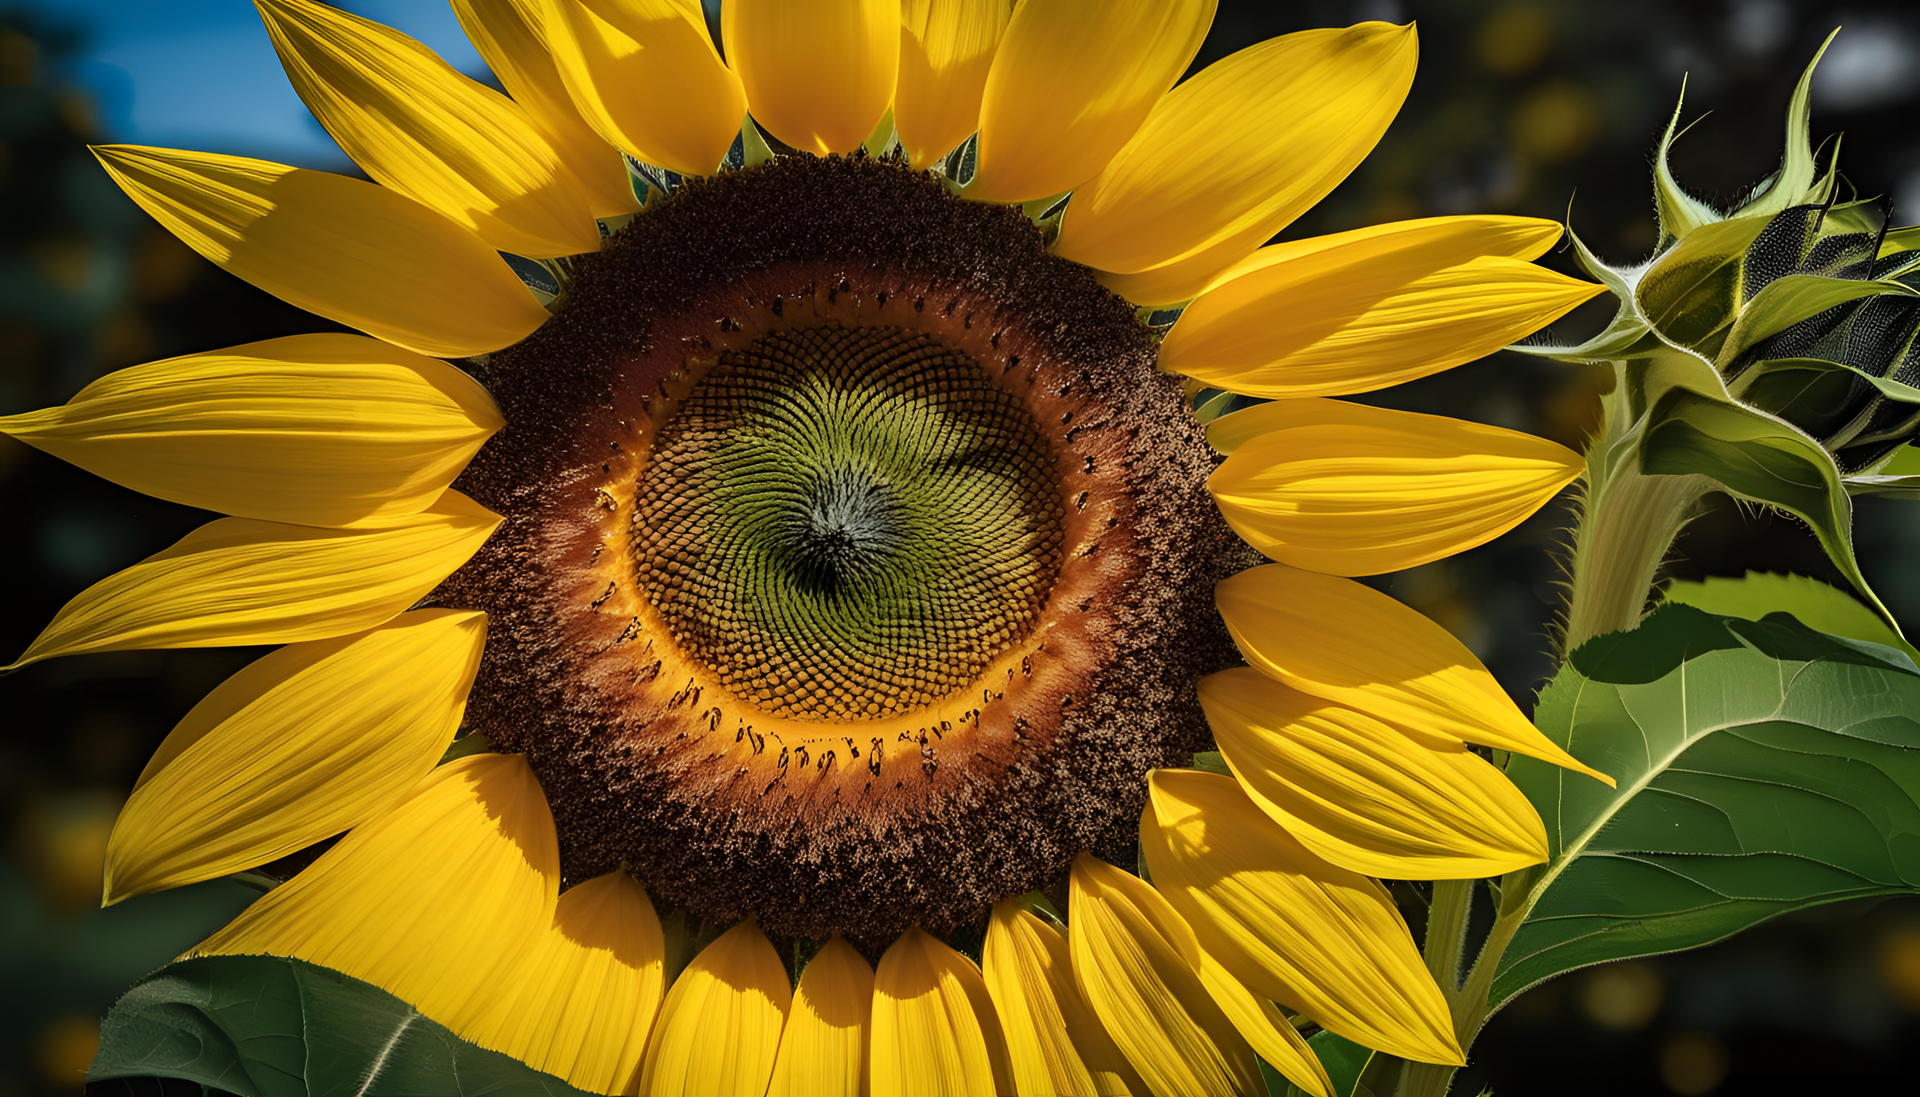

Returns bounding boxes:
[634,324,1063,722]
[442,153,1251,944]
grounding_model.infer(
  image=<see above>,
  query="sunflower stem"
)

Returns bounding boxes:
[1397,873,1535,1097]
[1559,371,1712,653]
[1394,880,1476,1097]
[1421,879,1473,1001]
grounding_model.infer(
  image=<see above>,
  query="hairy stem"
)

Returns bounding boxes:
[1561,376,1712,652]
[1422,880,1474,1000]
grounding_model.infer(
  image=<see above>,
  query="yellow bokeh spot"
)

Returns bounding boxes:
[1476,4,1552,75]
[20,793,119,910]
[1659,1030,1730,1095]
[1577,962,1662,1030]
[35,1014,100,1090]
[1879,925,1920,1010]
[1513,80,1600,164]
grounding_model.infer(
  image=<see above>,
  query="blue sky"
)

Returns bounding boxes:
[46,1,490,169]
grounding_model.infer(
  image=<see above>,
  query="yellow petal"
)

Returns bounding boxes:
[453,0,641,217]
[895,0,1010,169]
[482,872,666,1096]
[1067,852,1265,1097]
[1206,398,1583,576]
[1215,565,1615,786]
[724,0,898,155]
[544,0,744,176]
[195,754,560,1039]
[1143,769,1463,1067]
[1158,219,1604,393]
[641,918,791,1097]
[1200,668,1549,880]
[967,0,1214,203]
[767,936,874,1097]
[104,610,484,903]
[0,334,501,528]
[256,0,598,258]
[1054,23,1416,304]
[1190,949,1330,1097]
[984,900,1140,1097]
[92,145,549,358]
[5,491,499,671]
[871,926,1011,1097]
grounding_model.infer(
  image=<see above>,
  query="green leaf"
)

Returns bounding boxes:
[1490,605,1920,1011]
[1640,387,1895,630]
[89,954,593,1097]
[1267,1031,1374,1097]
[1661,571,1919,662]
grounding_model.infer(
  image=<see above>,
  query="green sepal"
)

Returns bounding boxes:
[1191,750,1232,776]
[1016,889,1067,928]
[1863,442,1920,475]
[1492,604,1920,1011]
[1845,443,1920,494]
[1715,274,1917,368]
[1652,78,1720,243]
[1507,228,1660,363]
[1880,225,1920,270]
[1824,195,1885,238]
[89,954,594,1097]
[1268,1031,1374,1097]
[1640,387,1896,631]
[1634,216,1770,349]
[1731,357,1920,412]
[1192,388,1241,425]
[1731,29,1839,220]
[437,731,493,765]
[740,115,775,169]
[1844,473,1920,496]
[860,107,899,161]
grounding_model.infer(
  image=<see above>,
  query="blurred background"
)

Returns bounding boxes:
[3,1,1920,1094]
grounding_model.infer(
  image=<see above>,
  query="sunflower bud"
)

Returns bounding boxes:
[1524,31,1916,640]
[1636,199,1920,472]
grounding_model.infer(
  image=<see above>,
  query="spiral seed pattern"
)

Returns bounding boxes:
[633,323,1065,721]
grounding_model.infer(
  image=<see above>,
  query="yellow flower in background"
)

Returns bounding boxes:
[0,1,1614,1094]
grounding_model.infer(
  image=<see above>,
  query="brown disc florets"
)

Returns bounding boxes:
[438,153,1250,945]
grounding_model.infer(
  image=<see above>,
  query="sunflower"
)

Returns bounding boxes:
[3,1,1612,1094]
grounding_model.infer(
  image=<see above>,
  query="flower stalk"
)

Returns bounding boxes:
[1559,370,1714,651]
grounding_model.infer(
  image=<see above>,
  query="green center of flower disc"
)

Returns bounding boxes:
[633,323,1065,721]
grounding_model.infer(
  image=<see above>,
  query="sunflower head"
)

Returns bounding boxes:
[437,150,1253,944]
[7,2,1619,1093]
